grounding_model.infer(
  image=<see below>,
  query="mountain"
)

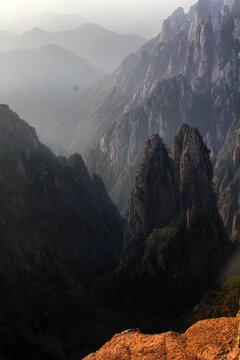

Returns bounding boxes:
[84,317,240,360]
[86,76,198,212]
[13,11,86,33]
[0,24,145,73]
[0,103,123,283]
[214,117,240,239]
[55,0,240,212]
[110,18,169,40]
[0,45,105,147]
[0,104,123,358]
[119,125,228,309]
[0,1,240,357]
[0,105,230,359]
[123,125,215,252]
[90,125,229,345]
[0,93,234,359]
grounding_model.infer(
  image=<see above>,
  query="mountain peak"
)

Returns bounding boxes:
[144,134,165,156]
[159,6,186,42]
[172,124,214,211]
[123,131,177,256]
[25,27,47,34]
[0,104,10,112]
[123,124,216,264]
[224,0,238,10]
[22,27,50,38]
[0,105,39,160]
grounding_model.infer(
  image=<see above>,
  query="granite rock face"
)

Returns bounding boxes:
[120,125,228,309]
[87,76,199,212]
[159,7,187,43]
[123,124,217,256]
[84,317,240,360]
[214,117,240,240]
[172,124,215,212]
[124,134,178,253]
[81,0,240,212]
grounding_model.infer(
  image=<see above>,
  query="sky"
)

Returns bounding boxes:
[0,0,196,22]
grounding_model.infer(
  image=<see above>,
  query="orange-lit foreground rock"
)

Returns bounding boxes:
[83,318,240,360]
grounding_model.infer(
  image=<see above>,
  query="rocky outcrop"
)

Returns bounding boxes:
[124,124,216,251]
[159,7,186,43]
[87,76,200,212]
[83,317,240,360]
[214,117,240,239]
[124,134,178,255]
[120,125,228,311]
[86,106,149,212]
[172,124,215,211]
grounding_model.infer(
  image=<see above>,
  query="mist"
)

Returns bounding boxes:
[0,0,198,150]
[0,0,196,37]
[0,0,239,358]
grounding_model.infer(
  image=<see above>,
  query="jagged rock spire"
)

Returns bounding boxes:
[124,134,178,247]
[123,124,218,261]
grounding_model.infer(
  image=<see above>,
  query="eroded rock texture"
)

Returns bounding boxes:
[119,125,228,312]
[82,0,240,212]
[0,105,123,359]
[84,317,240,360]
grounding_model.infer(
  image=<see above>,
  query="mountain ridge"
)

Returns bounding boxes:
[0,23,145,72]
[0,44,105,148]
[90,125,230,347]
[61,0,240,213]
[0,103,124,359]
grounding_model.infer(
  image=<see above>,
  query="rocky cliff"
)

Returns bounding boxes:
[172,124,215,211]
[0,105,123,359]
[123,134,178,255]
[77,0,240,212]
[117,125,228,314]
[0,104,123,283]
[159,7,187,43]
[124,124,216,249]
[84,317,240,360]
[214,117,240,240]
[89,125,229,346]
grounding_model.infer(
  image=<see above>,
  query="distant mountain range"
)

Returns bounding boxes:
[0,45,105,146]
[0,10,172,39]
[0,24,145,72]
[0,12,86,33]
[0,21,145,148]
[13,11,87,33]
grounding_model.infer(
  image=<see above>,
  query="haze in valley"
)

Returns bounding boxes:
[0,0,196,37]
[0,0,239,359]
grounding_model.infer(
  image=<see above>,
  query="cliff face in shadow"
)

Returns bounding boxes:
[121,125,228,307]
[92,125,229,344]
[0,109,232,359]
[214,118,240,241]
[0,104,123,359]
